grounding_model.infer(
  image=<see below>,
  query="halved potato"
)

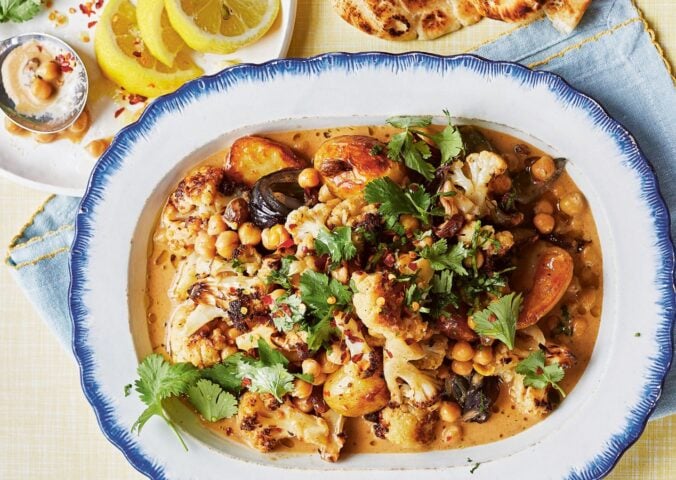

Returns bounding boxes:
[226,136,307,187]
[314,135,406,199]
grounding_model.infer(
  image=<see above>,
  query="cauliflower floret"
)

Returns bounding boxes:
[285,202,333,252]
[169,252,213,301]
[396,252,434,286]
[447,151,508,217]
[237,393,333,456]
[326,195,378,228]
[351,272,427,342]
[375,403,439,449]
[412,335,448,370]
[158,166,231,256]
[235,324,277,351]
[167,301,230,367]
[383,336,440,406]
[457,221,515,256]
[319,410,346,462]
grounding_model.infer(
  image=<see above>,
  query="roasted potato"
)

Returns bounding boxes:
[313,135,406,199]
[226,136,307,187]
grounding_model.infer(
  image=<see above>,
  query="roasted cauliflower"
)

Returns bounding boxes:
[374,403,439,449]
[446,150,508,217]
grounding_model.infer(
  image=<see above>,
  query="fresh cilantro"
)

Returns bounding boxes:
[237,362,295,402]
[124,384,132,397]
[315,227,357,267]
[425,110,464,164]
[369,143,384,156]
[364,177,437,226]
[270,293,306,332]
[470,462,481,474]
[186,379,238,422]
[0,0,41,23]
[472,293,522,349]
[294,372,315,383]
[516,350,566,398]
[130,354,200,451]
[200,354,247,393]
[430,270,459,315]
[386,120,436,180]
[300,270,352,320]
[553,305,573,336]
[458,268,512,306]
[634,332,641,337]
[256,338,289,366]
[419,238,469,275]
[230,258,246,274]
[265,255,296,290]
[306,316,337,352]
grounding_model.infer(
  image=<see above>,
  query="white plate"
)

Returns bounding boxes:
[69,53,674,479]
[0,0,297,195]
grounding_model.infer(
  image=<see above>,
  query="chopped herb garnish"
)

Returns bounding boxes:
[553,305,573,336]
[516,350,566,398]
[369,143,384,156]
[472,292,522,349]
[265,255,296,290]
[386,115,436,180]
[315,226,357,267]
[419,238,469,275]
[270,293,306,332]
[186,379,238,422]
[364,177,437,227]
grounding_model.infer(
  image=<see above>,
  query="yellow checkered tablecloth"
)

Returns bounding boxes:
[0,1,673,478]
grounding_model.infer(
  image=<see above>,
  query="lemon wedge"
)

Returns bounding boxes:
[164,0,280,54]
[137,0,187,67]
[95,0,203,97]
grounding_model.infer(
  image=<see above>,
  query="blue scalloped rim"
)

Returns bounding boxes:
[68,52,674,480]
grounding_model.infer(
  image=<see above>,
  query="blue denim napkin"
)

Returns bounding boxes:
[4,0,674,418]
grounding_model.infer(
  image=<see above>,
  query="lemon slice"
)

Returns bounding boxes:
[95,0,203,97]
[164,0,280,54]
[137,0,187,67]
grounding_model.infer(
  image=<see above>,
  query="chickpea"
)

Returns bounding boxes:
[293,379,313,399]
[533,213,555,234]
[298,167,321,189]
[318,184,335,202]
[451,341,475,362]
[69,110,90,134]
[38,61,61,82]
[463,251,484,270]
[85,139,110,158]
[578,288,597,312]
[302,358,322,378]
[31,77,53,100]
[331,265,349,284]
[226,327,240,342]
[215,230,239,259]
[311,372,327,386]
[566,276,582,298]
[534,199,554,215]
[293,396,314,413]
[220,345,238,360]
[490,174,512,195]
[319,351,341,374]
[452,360,474,376]
[559,192,585,216]
[572,318,588,338]
[261,224,291,250]
[473,346,493,366]
[195,232,216,258]
[400,214,420,232]
[238,222,261,246]
[4,117,28,135]
[440,424,463,444]
[207,214,226,236]
[580,244,599,269]
[437,364,451,379]
[439,401,462,423]
[531,155,556,182]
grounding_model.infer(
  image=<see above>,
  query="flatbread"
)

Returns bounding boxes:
[544,0,592,33]
[332,0,463,41]
[332,0,591,40]
[468,0,546,22]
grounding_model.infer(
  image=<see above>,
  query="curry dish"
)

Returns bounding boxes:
[142,117,602,460]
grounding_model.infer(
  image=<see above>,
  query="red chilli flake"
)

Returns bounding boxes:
[79,3,94,16]
[114,107,125,118]
[54,54,74,73]
[132,51,142,58]
[87,20,97,28]
[128,94,147,105]
[95,0,104,8]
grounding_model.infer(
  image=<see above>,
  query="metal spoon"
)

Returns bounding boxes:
[0,33,88,134]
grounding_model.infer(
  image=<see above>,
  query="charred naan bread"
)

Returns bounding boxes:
[544,0,592,33]
[331,0,480,41]
[333,0,590,40]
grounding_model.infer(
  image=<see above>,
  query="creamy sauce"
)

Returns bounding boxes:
[4,109,91,144]
[146,126,603,454]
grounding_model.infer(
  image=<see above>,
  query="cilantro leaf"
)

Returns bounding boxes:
[386,115,433,129]
[400,134,436,180]
[200,354,247,393]
[306,316,336,352]
[427,111,464,164]
[270,293,306,332]
[300,270,352,320]
[472,293,522,349]
[130,354,199,450]
[237,362,295,402]
[364,177,435,226]
[0,0,41,23]
[265,255,296,290]
[516,351,566,397]
[315,227,357,267]
[419,238,469,275]
[257,338,289,367]
[186,379,238,422]
[430,270,459,315]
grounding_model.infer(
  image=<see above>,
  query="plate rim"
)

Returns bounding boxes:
[68,52,675,480]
